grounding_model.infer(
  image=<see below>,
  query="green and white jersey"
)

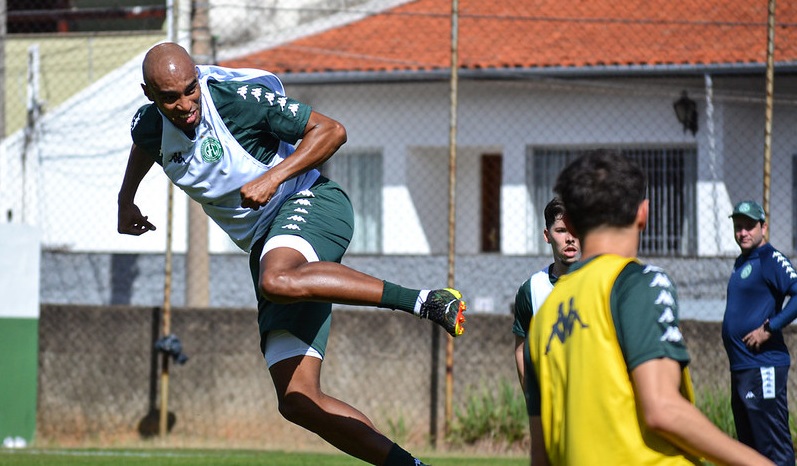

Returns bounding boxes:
[513,264,557,339]
[131,65,318,252]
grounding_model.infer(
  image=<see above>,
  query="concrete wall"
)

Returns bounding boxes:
[36,304,797,449]
[37,305,518,448]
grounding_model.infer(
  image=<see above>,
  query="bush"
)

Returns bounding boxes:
[448,379,527,445]
[695,384,797,448]
[447,380,796,453]
[695,385,736,438]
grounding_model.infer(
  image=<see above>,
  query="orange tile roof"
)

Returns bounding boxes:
[221,0,797,74]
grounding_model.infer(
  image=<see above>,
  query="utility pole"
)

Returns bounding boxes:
[1,0,6,141]
[185,0,213,307]
[762,0,775,241]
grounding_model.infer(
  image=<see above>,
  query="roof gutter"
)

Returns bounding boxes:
[279,61,797,85]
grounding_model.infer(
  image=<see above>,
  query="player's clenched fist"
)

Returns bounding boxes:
[240,174,278,210]
[118,202,156,235]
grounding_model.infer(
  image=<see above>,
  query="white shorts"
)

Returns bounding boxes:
[261,235,319,262]
[264,329,323,368]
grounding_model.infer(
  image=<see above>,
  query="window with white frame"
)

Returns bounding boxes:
[527,146,697,257]
[321,149,383,254]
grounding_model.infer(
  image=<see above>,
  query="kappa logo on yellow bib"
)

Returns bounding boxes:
[201,137,223,163]
[545,297,589,355]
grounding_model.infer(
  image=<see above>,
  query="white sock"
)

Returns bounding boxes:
[413,290,431,316]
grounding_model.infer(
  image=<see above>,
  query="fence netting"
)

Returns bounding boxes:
[4,0,797,448]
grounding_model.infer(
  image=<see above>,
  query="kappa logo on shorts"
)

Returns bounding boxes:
[281,224,301,231]
[293,199,312,206]
[286,215,306,223]
[761,367,776,399]
[201,137,223,163]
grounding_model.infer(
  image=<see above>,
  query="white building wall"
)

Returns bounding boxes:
[718,98,797,253]
[5,66,797,256]
[767,104,797,251]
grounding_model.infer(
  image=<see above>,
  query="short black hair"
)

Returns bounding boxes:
[553,150,646,238]
[543,197,566,230]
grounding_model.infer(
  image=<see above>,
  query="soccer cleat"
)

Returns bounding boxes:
[419,288,466,337]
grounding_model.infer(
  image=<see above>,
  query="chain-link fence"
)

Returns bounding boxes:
[4,0,797,448]
[4,1,797,261]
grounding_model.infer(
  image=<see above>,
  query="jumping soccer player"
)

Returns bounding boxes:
[117,42,466,466]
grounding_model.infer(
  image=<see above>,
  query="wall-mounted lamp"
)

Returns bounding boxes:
[673,90,698,136]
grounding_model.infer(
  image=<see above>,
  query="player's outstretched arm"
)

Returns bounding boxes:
[118,143,157,235]
[632,358,774,466]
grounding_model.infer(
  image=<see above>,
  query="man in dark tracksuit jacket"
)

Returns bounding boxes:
[723,200,797,466]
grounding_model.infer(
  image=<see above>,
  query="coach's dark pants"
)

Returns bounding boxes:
[731,366,795,466]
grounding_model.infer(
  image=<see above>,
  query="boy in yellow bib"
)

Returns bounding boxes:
[526,150,771,465]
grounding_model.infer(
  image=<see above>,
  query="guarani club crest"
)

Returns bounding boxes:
[201,137,224,163]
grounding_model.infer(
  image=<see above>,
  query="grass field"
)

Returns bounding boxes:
[0,449,527,466]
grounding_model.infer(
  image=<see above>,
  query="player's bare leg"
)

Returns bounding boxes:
[269,354,395,465]
[259,247,466,336]
[259,247,385,305]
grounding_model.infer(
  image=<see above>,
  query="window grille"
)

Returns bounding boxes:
[527,146,697,257]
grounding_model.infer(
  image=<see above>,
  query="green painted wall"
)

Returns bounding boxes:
[0,318,39,444]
